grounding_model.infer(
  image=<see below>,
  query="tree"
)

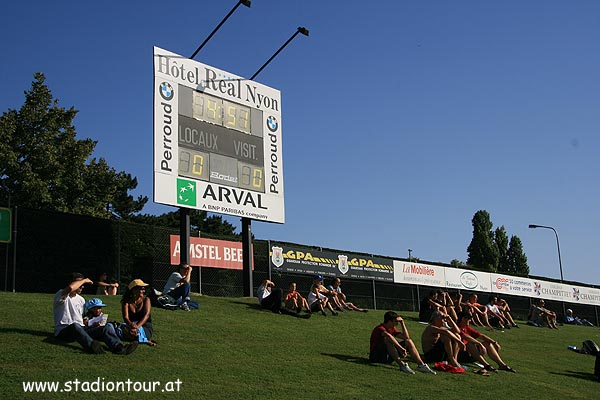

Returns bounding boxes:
[494,226,510,273]
[0,73,147,218]
[466,210,499,272]
[450,259,467,268]
[506,235,529,276]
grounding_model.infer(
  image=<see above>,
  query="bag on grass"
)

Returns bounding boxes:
[581,340,600,356]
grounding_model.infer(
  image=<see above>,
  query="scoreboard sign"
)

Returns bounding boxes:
[153,47,285,223]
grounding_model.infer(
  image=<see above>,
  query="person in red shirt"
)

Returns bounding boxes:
[456,311,516,373]
[369,311,436,375]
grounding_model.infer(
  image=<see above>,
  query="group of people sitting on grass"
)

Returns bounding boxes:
[419,290,520,331]
[257,274,368,317]
[52,272,159,355]
[371,309,517,376]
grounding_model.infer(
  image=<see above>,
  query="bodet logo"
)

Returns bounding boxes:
[460,272,478,289]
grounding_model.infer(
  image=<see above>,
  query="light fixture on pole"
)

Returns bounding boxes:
[528,224,564,282]
[408,249,412,261]
[190,0,251,60]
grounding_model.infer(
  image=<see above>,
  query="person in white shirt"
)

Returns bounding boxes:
[163,264,192,311]
[53,272,138,355]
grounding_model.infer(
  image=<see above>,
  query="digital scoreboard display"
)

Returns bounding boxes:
[153,47,285,223]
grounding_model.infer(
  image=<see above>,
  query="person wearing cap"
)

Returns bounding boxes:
[421,310,464,368]
[83,298,109,327]
[307,275,338,316]
[53,272,138,355]
[456,311,516,373]
[369,311,437,375]
[120,279,156,346]
[163,263,192,311]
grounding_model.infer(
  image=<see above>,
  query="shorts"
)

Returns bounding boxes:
[369,340,407,364]
[457,350,474,363]
[423,339,446,363]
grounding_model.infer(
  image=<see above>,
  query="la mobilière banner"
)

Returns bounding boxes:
[269,244,394,282]
[170,235,251,269]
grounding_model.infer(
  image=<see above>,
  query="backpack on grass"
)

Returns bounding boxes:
[581,340,600,356]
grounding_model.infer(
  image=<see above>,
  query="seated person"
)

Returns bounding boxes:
[53,272,138,355]
[83,298,109,327]
[421,311,464,368]
[307,275,338,316]
[456,311,516,373]
[163,263,192,311]
[284,282,311,314]
[95,272,119,296]
[565,308,594,326]
[327,277,368,312]
[257,279,283,313]
[464,294,494,330]
[437,290,458,321]
[419,290,443,322]
[370,311,436,374]
[485,296,510,329]
[121,279,156,346]
[497,298,519,328]
[528,299,558,329]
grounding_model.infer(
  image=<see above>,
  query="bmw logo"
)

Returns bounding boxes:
[266,116,278,132]
[159,82,174,100]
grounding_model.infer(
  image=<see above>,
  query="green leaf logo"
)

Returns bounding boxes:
[177,178,196,207]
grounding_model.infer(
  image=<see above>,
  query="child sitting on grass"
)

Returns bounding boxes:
[83,298,108,328]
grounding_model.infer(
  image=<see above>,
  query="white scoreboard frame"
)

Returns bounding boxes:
[153,47,285,223]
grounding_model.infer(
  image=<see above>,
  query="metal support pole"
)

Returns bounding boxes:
[242,217,253,297]
[372,280,377,310]
[11,206,17,293]
[179,208,190,265]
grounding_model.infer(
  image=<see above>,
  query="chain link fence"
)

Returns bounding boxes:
[1,207,599,325]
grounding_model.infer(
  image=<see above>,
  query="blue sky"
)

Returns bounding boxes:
[2,1,599,285]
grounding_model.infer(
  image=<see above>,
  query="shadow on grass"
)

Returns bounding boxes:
[321,353,380,367]
[0,327,82,351]
[550,370,599,382]
[231,301,263,311]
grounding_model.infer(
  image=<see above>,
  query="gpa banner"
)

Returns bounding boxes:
[170,235,250,269]
[393,261,446,287]
[270,244,394,282]
[444,267,492,292]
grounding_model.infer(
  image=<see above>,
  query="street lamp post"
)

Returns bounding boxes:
[529,224,566,317]
[528,224,564,282]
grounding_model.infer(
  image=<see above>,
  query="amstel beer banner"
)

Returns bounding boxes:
[269,244,394,282]
[170,235,250,269]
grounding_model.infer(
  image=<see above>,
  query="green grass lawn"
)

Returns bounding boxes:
[0,291,599,399]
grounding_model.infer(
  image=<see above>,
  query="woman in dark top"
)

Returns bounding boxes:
[121,279,156,346]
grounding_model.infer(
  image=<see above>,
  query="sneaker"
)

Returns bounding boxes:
[180,302,191,312]
[114,342,138,355]
[90,340,105,354]
[321,311,327,316]
[331,311,339,316]
[417,364,437,375]
[400,364,416,375]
